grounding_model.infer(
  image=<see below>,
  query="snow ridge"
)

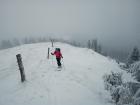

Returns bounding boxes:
[0,42,119,105]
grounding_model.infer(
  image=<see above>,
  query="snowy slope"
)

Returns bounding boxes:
[0,42,123,105]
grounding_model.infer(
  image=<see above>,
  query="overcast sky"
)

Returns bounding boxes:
[0,0,140,50]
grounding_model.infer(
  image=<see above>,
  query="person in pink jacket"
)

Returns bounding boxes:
[51,48,63,68]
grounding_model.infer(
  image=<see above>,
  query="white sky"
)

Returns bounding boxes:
[0,0,140,49]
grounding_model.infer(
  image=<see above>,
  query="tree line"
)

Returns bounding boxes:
[0,37,50,49]
[87,39,102,54]
[0,37,103,54]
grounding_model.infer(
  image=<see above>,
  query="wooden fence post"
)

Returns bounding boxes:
[16,54,26,82]
[50,39,54,47]
[47,48,50,59]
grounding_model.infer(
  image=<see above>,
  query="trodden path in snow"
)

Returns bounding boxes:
[26,59,113,105]
[0,43,116,105]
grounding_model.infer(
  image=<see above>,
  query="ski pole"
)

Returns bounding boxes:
[62,58,66,70]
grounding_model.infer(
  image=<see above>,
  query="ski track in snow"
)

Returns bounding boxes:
[0,42,118,105]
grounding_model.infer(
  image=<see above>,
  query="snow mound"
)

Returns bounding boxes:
[0,42,123,105]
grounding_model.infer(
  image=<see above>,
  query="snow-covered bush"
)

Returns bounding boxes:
[103,72,140,105]
[127,82,140,96]
[133,87,140,105]
[103,72,124,103]
[117,85,133,105]
[134,97,140,105]
[119,63,128,70]
[103,71,122,91]
[127,61,140,82]
[103,60,140,105]
[110,86,120,103]
[108,84,133,104]
[126,47,140,67]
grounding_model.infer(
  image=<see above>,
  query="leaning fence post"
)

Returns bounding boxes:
[47,48,50,59]
[16,54,26,82]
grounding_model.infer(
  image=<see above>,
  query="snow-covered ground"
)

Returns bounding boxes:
[0,42,125,105]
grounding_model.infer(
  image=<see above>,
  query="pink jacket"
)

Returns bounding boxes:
[52,51,63,58]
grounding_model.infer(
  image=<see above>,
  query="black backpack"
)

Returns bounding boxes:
[55,48,60,52]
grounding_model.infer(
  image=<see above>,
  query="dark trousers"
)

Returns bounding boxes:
[56,58,61,67]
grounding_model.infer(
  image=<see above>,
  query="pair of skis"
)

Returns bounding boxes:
[56,67,62,71]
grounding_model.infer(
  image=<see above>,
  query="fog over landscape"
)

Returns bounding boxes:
[0,0,140,61]
[1,1,140,105]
